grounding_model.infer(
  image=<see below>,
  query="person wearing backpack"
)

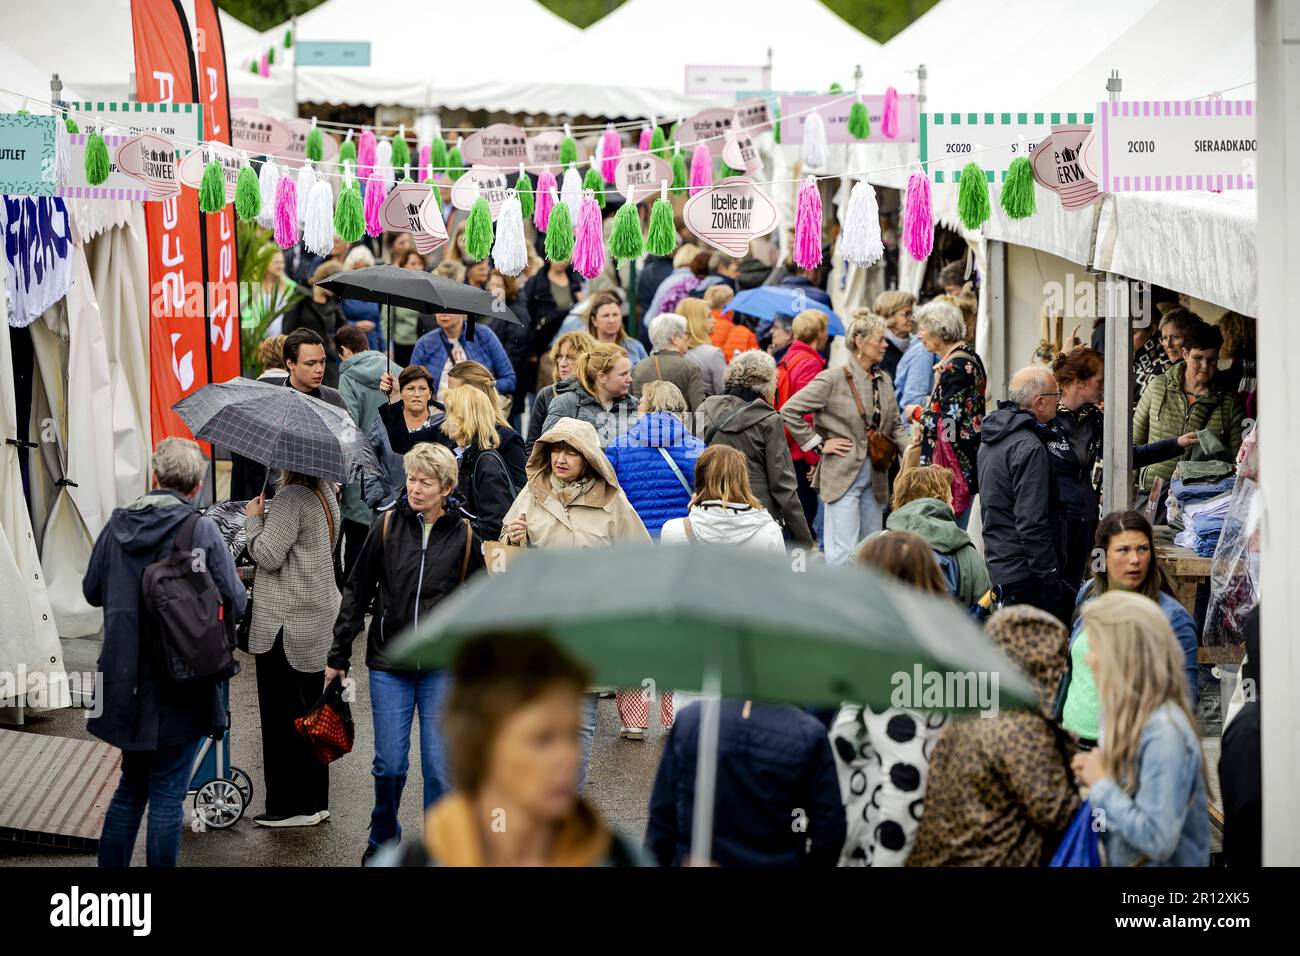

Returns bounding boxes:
[83,438,246,867]
[854,465,992,609]
[329,443,486,864]
[440,384,525,541]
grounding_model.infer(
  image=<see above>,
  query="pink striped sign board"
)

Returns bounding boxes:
[1097,99,1256,194]
[56,133,150,201]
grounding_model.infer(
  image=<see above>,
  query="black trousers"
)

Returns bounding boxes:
[255,631,329,817]
[342,518,370,583]
[793,459,819,534]
[1060,518,1098,595]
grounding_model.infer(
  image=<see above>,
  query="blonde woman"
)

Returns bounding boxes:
[1071,591,1210,867]
[677,298,726,397]
[330,443,485,863]
[528,330,596,447]
[780,311,909,565]
[660,445,783,550]
[541,342,639,446]
[442,385,524,541]
[874,290,916,381]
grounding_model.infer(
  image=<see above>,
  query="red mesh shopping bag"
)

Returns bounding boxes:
[295,677,354,764]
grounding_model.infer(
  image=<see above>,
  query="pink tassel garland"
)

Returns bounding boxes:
[571,193,606,279]
[793,177,822,270]
[418,145,431,182]
[639,127,652,152]
[364,172,384,237]
[882,87,900,140]
[357,129,377,180]
[600,126,621,183]
[274,175,298,248]
[534,169,558,231]
[689,144,712,197]
[902,170,934,261]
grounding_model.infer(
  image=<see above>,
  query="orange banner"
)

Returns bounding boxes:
[133,0,211,449]
[193,0,241,385]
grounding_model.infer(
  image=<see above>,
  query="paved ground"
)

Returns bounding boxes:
[1,648,667,867]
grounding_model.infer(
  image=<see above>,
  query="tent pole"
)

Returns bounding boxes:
[687,658,721,867]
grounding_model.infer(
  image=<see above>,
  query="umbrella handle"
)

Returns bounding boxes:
[688,659,722,867]
[388,301,395,366]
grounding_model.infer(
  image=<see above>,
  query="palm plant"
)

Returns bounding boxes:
[238,220,303,376]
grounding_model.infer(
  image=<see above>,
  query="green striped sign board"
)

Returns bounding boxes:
[68,101,203,152]
[920,111,1095,184]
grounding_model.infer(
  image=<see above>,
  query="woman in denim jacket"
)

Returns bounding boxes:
[1071,591,1210,867]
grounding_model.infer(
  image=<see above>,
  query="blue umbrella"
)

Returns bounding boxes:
[725,287,843,339]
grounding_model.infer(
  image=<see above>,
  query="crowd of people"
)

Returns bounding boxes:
[80,207,1260,869]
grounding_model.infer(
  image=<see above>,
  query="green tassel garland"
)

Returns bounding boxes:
[719,163,744,180]
[957,162,992,231]
[334,182,365,243]
[84,131,110,185]
[829,82,843,93]
[447,146,464,182]
[559,136,578,167]
[773,107,782,145]
[249,61,259,75]
[339,137,357,167]
[650,126,666,158]
[268,47,275,65]
[608,198,644,260]
[516,170,534,218]
[1000,156,1037,220]
[65,117,78,134]
[583,165,606,207]
[464,196,494,260]
[544,200,575,262]
[235,165,261,222]
[670,150,687,193]
[390,135,410,175]
[645,198,675,256]
[305,125,323,162]
[848,101,870,140]
[284,29,293,48]
[429,137,447,175]
[198,159,226,213]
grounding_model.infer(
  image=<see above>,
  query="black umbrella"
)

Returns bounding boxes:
[316,264,523,361]
[173,378,381,487]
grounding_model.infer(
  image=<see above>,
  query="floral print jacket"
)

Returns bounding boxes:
[918,347,987,494]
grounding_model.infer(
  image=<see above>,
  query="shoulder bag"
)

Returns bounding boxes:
[843,367,898,471]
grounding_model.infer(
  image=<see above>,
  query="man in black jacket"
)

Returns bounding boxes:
[977,366,1070,622]
[229,328,346,502]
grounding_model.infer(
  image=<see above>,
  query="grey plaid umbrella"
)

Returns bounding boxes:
[173,378,381,486]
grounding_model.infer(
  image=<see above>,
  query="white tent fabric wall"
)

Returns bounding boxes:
[0,273,70,716]
[0,39,83,112]
[83,207,152,508]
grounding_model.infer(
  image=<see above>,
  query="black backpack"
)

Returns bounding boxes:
[140,512,239,683]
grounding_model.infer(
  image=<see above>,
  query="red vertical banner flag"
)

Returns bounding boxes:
[193,0,241,384]
[132,0,211,449]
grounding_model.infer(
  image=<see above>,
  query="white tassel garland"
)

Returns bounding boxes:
[492,191,528,277]
[257,159,280,229]
[802,112,828,171]
[302,179,335,256]
[840,180,885,267]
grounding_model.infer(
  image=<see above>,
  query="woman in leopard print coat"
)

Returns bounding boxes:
[908,606,1080,866]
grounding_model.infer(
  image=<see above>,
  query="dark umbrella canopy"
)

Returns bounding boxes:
[316,264,520,322]
[173,378,381,485]
[389,544,1035,712]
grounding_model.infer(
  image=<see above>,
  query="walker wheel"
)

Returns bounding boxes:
[229,766,254,806]
[193,779,245,830]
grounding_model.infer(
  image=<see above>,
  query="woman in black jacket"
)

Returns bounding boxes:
[1045,347,1197,591]
[441,384,525,541]
[281,261,346,388]
[522,259,583,396]
[328,442,486,864]
[485,269,532,423]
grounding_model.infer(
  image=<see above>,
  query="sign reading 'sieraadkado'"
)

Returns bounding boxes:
[1089,98,1256,192]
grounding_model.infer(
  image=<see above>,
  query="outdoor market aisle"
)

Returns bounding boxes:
[0,655,662,867]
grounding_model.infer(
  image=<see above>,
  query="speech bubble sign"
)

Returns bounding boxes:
[682,177,778,256]
[450,166,511,219]
[177,140,242,202]
[733,98,773,134]
[282,118,339,170]
[1031,124,1098,209]
[462,124,529,167]
[115,131,181,200]
[722,129,762,173]
[231,109,293,156]
[676,107,735,158]
[380,182,449,255]
[613,150,675,200]
[526,131,586,172]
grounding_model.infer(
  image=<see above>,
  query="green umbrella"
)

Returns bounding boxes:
[389,543,1035,865]
[389,543,1034,710]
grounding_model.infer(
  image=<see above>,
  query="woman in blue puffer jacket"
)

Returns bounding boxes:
[603,381,704,540]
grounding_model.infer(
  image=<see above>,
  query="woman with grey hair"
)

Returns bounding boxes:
[631,312,706,411]
[781,312,909,565]
[913,298,987,529]
[694,349,814,549]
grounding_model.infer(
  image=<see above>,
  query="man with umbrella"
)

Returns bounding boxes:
[229,328,347,502]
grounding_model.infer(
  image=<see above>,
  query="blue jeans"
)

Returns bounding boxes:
[368,668,450,849]
[822,457,883,566]
[98,738,202,868]
[577,693,598,794]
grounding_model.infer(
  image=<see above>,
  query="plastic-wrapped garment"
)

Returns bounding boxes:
[1204,476,1260,647]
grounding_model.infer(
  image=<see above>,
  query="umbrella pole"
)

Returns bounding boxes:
[388,301,395,366]
[688,658,722,867]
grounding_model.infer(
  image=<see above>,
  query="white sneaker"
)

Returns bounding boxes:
[620,727,646,741]
[253,812,322,828]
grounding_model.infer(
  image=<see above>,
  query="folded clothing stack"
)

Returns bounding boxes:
[1173,492,1233,556]
[1166,460,1236,532]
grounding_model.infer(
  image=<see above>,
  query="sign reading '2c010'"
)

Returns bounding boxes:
[1091,99,1256,193]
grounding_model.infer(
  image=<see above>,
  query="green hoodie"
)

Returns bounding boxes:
[339,350,402,526]
[858,497,992,607]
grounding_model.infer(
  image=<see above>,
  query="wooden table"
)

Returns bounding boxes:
[1155,539,1245,664]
